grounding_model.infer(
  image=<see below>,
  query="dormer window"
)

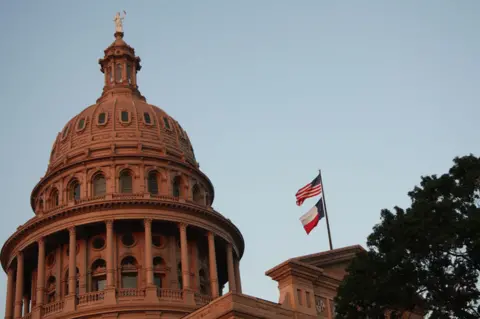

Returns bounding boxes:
[115,64,123,83]
[98,112,107,125]
[61,125,69,140]
[120,111,129,123]
[77,118,86,131]
[163,117,171,130]
[144,112,152,125]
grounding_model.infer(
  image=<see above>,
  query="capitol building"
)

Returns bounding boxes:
[0,23,422,319]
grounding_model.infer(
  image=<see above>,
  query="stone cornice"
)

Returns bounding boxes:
[1,197,244,271]
[294,245,365,268]
[265,258,322,283]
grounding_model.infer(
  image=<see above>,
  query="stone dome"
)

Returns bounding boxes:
[49,98,196,172]
[1,27,245,319]
[47,32,197,175]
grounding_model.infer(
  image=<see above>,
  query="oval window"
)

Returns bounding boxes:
[144,112,151,124]
[77,118,85,130]
[121,111,129,122]
[98,112,106,125]
[121,233,136,247]
[62,125,69,139]
[163,117,171,130]
[92,236,105,250]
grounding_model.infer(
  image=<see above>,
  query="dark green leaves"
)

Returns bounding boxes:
[335,155,480,318]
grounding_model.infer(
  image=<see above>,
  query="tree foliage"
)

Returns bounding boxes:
[334,155,480,318]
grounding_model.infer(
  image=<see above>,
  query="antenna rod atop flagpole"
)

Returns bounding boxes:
[319,169,333,250]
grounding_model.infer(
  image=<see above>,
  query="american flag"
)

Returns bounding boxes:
[295,173,322,206]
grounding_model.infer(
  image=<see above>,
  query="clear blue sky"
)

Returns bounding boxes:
[0,0,479,311]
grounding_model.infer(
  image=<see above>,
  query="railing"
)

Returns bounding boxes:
[75,195,106,205]
[42,300,64,316]
[194,292,212,306]
[150,194,180,202]
[22,313,32,319]
[118,288,146,297]
[157,288,183,300]
[112,193,145,200]
[77,290,105,305]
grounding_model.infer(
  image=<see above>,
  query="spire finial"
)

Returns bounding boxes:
[113,11,127,33]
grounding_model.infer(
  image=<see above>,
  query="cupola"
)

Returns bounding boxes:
[97,30,145,103]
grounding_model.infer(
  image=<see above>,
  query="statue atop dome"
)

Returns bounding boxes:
[114,11,126,33]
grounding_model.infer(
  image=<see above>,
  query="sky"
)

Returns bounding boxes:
[0,0,479,312]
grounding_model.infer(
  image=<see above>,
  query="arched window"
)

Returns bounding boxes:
[47,276,56,303]
[69,180,81,201]
[91,259,107,292]
[50,188,59,208]
[153,257,165,288]
[121,256,138,288]
[108,65,113,83]
[177,262,183,289]
[93,174,106,197]
[199,269,208,295]
[119,170,133,193]
[64,268,80,296]
[127,63,132,84]
[172,176,181,198]
[192,184,204,204]
[115,63,123,83]
[147,171,159,195]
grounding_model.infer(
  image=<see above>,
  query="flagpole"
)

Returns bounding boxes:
[319,169,333,250]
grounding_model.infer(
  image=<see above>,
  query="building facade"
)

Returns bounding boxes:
[1,29,422,319]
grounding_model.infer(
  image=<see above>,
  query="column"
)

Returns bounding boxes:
[207,232,219,298]
[22,296,28,315]
[14,252,24,319]
[144,219,153,286]
[68,227,76,295]
[36,238,45,307]
[5,267,14,319]
[179,223,190,289]
[106,220,114,287]
[234,257,242,294]
[226,244,236,293]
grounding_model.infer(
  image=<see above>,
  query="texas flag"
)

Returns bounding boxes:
[299,196,325,234]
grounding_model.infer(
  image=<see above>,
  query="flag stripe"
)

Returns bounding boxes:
[295,173,322,206]
[299,197,325,234]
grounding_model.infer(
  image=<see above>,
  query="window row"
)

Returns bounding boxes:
[43,255,177,302]
[60,113,188,137]
[37,170,206,211]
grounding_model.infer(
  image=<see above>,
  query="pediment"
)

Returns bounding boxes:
[293,245,365,278]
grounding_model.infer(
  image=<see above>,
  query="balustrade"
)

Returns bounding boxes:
[157,288,184,301]
[39,193,184,214]
[194,292,213,306]
[117,288,146,297]
[77,291,105,305]
[112,193,144,200]
[42,300,64,316]
[15,288,211,318]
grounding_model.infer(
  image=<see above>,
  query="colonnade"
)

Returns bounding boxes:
[4,220,241,319]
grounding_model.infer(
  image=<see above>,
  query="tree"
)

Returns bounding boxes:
[334,155,480,318]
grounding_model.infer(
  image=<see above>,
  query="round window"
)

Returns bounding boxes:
[92,236,105,250]
[152,235,163,248]
[121,233,136,247]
